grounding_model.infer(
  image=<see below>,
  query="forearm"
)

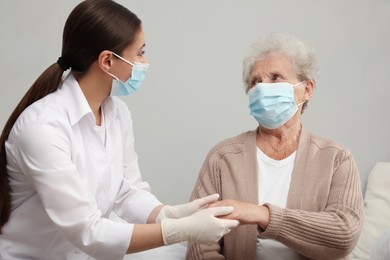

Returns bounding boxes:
[128,205,238,254]
[262,204,362,258]
[127,223,164,254]
[262,155,364,258]
[147,204,164,223]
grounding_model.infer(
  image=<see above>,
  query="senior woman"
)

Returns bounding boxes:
[186,33,364,260]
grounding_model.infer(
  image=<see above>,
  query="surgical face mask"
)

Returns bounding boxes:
[248,81,305,129]
[107,52,150,96]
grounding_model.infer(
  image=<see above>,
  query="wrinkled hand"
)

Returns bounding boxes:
[160,206,239,245]
[156,194,220,223]
[209,199,270,229]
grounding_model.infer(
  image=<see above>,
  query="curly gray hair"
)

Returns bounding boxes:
[242,33,319,112]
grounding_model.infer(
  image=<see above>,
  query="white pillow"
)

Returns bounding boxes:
[351,162,390,259]
[370,228,390,260]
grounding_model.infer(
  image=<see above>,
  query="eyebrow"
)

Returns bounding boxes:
[251,70,283,79]
[138,43,145,50]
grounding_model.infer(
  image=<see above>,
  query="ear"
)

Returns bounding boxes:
[98,50,114,72]
[304,80,315,100]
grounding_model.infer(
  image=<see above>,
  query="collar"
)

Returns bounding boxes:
[59,73,119,126]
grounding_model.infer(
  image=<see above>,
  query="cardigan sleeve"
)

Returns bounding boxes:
[186,152,225,260]
[260,149,364,259]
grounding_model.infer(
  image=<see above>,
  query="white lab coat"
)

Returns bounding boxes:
[0,73,161,259]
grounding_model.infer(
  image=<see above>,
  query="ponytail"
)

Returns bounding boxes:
[0,63,64,232]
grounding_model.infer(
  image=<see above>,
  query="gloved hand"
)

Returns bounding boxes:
[160,206,239,245]
[156,194,220,223]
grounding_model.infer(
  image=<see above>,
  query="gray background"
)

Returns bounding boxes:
[1,0,389,205]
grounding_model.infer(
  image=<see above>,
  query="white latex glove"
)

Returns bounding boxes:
[160,206,239,245]
[156,193,220,223]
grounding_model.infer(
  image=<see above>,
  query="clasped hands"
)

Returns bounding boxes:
[156,194,269,245]
[208,198,270,230]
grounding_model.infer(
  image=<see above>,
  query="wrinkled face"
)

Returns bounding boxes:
[248,53,308,106]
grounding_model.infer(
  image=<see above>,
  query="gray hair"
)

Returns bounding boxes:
[242,33,319,92]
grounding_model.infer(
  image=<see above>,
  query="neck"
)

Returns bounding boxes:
[76,63,112,125]
[260,121,302,142]
[257,121,302,160]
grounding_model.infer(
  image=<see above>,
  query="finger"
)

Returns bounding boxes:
[220,219,240,229]
[194,194,220,208]
[217,214,234,220]
[207,201,223,208]
[206,206,234,216]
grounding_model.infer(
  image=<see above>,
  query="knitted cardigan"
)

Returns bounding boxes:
[186,128,364,260]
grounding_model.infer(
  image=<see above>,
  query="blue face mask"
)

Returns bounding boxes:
[248,82,305,129]
[107,52,149,96]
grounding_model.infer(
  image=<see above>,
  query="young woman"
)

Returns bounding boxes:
[0,1,238,259]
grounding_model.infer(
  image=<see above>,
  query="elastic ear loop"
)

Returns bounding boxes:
[296,100,306,107]
[112,52,150,70]
[107,53,128,83]
[292,81,305,87]
[294,81,309,107]
[106,71,120,81]
[112,52,133,66]
[108,53,129,83]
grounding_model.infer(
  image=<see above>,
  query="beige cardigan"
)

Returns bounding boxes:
[186,128,364,260]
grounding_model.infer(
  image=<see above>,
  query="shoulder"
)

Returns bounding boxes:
[13,99,65,132]
[304,130,354,162]
[206,130,256,160]
[10,93,68,141]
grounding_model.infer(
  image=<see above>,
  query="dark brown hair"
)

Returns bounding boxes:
[0,0,141,232]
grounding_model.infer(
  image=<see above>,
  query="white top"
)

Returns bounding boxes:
[256,148,300,260]
[0,73,161,260]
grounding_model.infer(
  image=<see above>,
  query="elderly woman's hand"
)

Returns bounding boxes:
[208,199,270,230]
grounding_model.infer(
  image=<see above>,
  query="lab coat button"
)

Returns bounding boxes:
[74,248,81,254]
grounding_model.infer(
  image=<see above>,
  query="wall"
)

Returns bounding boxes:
[1,0,389,204]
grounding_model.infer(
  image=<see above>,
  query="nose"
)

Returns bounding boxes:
[140,56,148,64]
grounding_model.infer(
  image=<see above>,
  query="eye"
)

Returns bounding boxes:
[271,74,283,82]
[250,76,261,87]
[137,50,145,57]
